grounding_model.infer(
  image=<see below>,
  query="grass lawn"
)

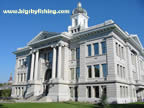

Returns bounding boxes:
[0,102,95,108]
[0,102,144,108]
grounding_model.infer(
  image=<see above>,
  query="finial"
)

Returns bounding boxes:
[77,2,82,8]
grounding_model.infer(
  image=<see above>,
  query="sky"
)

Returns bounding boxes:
[0,0,144,83]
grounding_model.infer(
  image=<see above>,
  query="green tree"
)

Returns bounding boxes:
[99,91,109,108]
[0,89,11,98]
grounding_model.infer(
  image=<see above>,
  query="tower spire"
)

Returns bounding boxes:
[68,2,89,33]
[77,2,82,8]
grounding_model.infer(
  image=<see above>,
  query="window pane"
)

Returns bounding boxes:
[101,41,106,54]
[117,64,119,75]
[76,67,80,79]
[75,19,78,25]
[94,65,100,77]
[48,52,53,64]
[87,86,91,98]
[95,86,99,98]
[94,43,99,55]
[102,64,107,77]
[88,66,92,78]
[76,48,80,59]
[87,45,91,56]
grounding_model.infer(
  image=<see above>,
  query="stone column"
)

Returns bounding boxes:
[52,47,56,79]
[100,64,103,78]
[16,74,18,83]
[23,73,25,82]
[99,42,102,55]
[34,50,39,80]
[91,86,94,98]
[92,65,94,78]
[18,88,19,96]
[30,53,35,80]
[18,74,21,82]
[20,87,22,97]
[15,88,17,96]
[100,86,103,97]
[57,46,62,79]
[91,44,94,56]
[17,74,19,82]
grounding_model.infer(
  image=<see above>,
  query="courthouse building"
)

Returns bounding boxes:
[11,2,144,103]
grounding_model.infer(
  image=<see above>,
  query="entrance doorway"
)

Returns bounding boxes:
[44,69,52,96]
[45,69,52,81]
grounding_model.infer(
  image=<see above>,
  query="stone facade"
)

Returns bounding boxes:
[11,2,144,103]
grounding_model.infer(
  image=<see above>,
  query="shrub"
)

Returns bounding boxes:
[0,89,11,99]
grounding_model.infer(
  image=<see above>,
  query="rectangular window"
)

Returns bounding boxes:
[76,67,80,79]
[87,45,91,56]
[48,51,53,64]
[120,86,122,98]
[94,86,99,98]
[121,47,124,59]
[94,65,100,77]
[117,64,119,76]
[120,66,122,78]
[119,45,121,58]
[19,60,21,67]
[75,19,78,26]
[88,66,92,78]
[126,87,128,97]
[102,86,107,95]
[123,86,125,97]
[102,64,107,78]
[123,67,125,79]
[87,86,91,98]
[94,43,99,55]
[101,41,106,54]
[76,48,80,59]
[116,43,118,56]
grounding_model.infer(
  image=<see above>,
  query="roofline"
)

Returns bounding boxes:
[27,34,70,46]
[13,46,30,55]
[13,20,144,57]
[27,31,60,45]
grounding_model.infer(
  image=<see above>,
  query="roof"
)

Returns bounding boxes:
[27,31,60,45]
[13,20,144,57]
[130,34,143,48]
[72,2,87,15]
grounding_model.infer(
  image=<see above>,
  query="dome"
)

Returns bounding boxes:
[72,2,87,15]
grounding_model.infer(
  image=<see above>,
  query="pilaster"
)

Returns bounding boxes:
[52,47,56,79]
[34,50,39,80]
[30,52,35,80]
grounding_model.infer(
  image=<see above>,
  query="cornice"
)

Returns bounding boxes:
[13,46,30,55]
[28,34,70,46]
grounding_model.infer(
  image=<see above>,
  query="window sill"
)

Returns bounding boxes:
[87,77,105,81]
[86,54,106,58]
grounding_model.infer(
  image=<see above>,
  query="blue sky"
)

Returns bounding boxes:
[0,0,144,83]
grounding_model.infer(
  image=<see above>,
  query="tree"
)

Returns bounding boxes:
[0,89,11,99]
[99,90,109,108]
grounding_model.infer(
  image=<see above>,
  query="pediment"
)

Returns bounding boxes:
[131,35,143,48]
[27,31,60,45]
